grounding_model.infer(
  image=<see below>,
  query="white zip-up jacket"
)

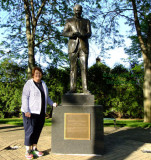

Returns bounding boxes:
[21,79,53,114]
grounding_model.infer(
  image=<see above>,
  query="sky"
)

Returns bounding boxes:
[105,48,130,68]
[88,39,131,69]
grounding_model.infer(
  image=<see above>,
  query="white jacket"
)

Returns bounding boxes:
[21,79,53,114]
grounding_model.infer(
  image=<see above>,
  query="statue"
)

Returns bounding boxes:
[62,4,92,94]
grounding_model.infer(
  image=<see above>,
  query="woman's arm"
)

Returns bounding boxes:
[21,81,30,114]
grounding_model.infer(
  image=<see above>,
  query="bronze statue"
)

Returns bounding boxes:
[62,4,91,94]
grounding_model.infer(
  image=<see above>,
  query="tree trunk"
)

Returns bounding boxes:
[27,35,35,79]
[23,0,47,79]
[24,0,35,79]
[131,0,151,122]
[143,54,151,122]
[141,13,151,122]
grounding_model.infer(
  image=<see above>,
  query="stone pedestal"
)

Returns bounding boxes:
[51,94,104,155]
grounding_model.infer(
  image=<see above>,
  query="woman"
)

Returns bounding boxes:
[21,67,57,159]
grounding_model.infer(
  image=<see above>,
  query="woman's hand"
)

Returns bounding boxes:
[25,112,31,117]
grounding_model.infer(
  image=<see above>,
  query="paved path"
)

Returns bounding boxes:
[1,124,151,160]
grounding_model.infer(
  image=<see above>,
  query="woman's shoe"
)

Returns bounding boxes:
[32,148,43,157]
[25,150,33,159]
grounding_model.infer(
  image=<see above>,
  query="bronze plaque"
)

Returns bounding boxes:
[64,113,90,140]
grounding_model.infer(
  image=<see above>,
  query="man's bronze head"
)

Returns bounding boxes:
[73,4,82,18]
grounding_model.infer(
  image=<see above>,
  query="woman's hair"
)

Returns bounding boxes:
[32,66,43,77]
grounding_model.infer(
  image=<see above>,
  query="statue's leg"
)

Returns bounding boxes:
[79,51,89,93]
[69,52,78,92]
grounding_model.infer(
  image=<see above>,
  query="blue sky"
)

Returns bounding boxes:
[88,39,131,68]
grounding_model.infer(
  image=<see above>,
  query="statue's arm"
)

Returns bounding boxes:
[86,19,92,38]
[79,19,92,39]
[62,20,74,38]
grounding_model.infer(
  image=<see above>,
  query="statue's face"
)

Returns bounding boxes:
[74,7,82,18]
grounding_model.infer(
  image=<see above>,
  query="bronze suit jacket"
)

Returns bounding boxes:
[62,16,91,54]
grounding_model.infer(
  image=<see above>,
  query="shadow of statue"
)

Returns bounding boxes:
[88,127,151,160]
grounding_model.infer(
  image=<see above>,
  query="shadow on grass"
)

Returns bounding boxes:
[0,118,23,126]
[0,119,23,130]
[0,125,23,130]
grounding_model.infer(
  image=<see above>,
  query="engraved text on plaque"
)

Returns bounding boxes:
[64,113,90,140]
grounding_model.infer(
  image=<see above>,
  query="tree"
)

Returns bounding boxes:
[92,0,151,122]
[0,58,26,118]
[88,61,111,109]
[128,0,151,122]
[0,0,70,78]
[109,64,143,118]
[123,0,151,122]
[0,0,100,79]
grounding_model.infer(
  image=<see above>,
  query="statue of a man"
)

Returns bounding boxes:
[62,4,91,94]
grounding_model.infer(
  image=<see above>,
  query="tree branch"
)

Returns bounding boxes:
[35,37,55,47]
[36,0,47,22]
[23,0,31,39]
[23,0,31,20]
[31,0,36,30]
[147,14,151,54]
[102,8,145,23]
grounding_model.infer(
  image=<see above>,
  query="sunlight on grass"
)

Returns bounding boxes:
[0,118,151,128]
[104,119,151,128]
[0,118,52,126]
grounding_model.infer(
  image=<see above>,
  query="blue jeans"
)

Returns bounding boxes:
[22,112,45,146]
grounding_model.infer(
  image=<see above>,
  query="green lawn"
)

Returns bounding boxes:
[0,118,151,128]
[0,118,52,126]
[104,119,151,128]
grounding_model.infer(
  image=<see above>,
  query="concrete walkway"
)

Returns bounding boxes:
[1,124,151,160]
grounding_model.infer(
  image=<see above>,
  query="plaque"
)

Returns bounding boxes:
[64,113,90,140]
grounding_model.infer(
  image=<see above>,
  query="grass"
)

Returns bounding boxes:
[0,118,151,128]
[0,118,52,126]
[104,119,151,128]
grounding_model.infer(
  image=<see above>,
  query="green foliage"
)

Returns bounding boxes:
[88,62,111,107]
[88,62,144,118]
[44,66,70,102]
[0,59,144,119]
[0,60,70,118]
[106,64,143,118]
[42,65,70,116]
[0,58,26,118]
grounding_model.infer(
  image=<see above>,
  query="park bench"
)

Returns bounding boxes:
[104,118,116,127]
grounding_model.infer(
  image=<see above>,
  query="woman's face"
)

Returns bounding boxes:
[33,70,42,82]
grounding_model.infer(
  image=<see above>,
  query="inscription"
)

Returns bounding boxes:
[64,113,90,140]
